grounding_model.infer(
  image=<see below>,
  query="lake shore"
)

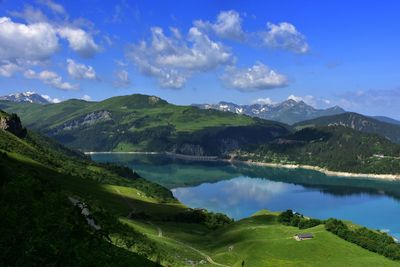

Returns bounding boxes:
[86,151,400,181]
[227,159,400,181]
[84,151,161,155]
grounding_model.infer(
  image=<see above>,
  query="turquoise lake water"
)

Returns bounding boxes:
[91,153,400,240]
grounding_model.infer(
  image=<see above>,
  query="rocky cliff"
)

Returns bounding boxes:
[0,111,26,137]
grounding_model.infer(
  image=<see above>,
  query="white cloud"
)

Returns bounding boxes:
[115,59,128,67]
[261,22,309,53]
[158,27,232,70]
[287,94,316,106]
[58,27,100,58]
[253,97,275,105]
[127,26,233,88]
[38,0,66,15]
[113,70,131,88]
[0,61,22,77]
[41,94,61,103]
[0,16,100,71]
[222,62,288,91]
[66,59,96,80]
[81,94,92,101]
[336,88,400,114]
[169,27,182,39]
[0,17,59,62]
[9,5,49,23]
[195,10,245,40]
[24,69,78,90]
[287,94,303,102]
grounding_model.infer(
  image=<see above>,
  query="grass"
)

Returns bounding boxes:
[203,214,397,267]
[0,95,272,154]
[4,149,399,266]
[84,180,400,266]
[1,109,399,266]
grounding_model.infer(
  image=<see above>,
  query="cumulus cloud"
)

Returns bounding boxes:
[41,94,61,103]
[261,22,309,53]
[336,88,400,115]
[66,59,96,80]
[0,17,59,62]
[127,26,233,88]
[252,97,275,105]
[287,94,303,102]
[9,5,49,23]
[287,94,316,105]
[0,61,22,77]
[81,94,92,101]
[38,0,66,15]
[221,62,288,91]
[194,11,309,53]
[113,70,131,88]
[0,16,101,71]
[58,27,100,58]
[24,69,78,90]
[194,10,245,40]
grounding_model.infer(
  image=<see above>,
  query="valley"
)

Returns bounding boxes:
[2,1,400,265]
[1,109,400,266]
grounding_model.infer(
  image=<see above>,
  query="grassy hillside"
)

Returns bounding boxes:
[295,112,400,144]
[1,111,399,266]
[0,131,162,265]
[0,94,290,154]
[236,126,400,174]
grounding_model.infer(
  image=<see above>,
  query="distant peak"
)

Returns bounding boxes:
[0,91,50,104]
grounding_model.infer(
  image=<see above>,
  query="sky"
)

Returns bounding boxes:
[1,0,400,119]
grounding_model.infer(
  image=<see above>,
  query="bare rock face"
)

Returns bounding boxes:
[52,110,112,133]
[0,113,26,137]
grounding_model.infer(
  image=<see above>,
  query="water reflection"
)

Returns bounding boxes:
[172,176,400,240]
[91,153,400,239]
[91,153,400,202]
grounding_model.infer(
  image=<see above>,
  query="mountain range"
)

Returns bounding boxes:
[2,109,399,266]
[295,112,400,144]
[0,94,290,154]
[0,92,399,174]
[193,99,346,125]
[0,92,50,104]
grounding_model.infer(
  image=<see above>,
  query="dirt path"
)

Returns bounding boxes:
[113,187,230,267]
[149,223,230,267]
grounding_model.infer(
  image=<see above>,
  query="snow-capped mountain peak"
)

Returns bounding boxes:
[192,99,345,125]
[0,91,50,104]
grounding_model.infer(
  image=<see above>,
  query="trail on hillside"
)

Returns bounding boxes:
[112,187,230,267]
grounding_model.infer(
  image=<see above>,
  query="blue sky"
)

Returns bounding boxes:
[1,0,400,118]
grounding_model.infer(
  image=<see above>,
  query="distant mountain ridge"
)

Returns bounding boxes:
[0,94,291,154]
[0,91,50,104]
[373,116,400,126]
[193,99,346,125]
[295,112,400,144]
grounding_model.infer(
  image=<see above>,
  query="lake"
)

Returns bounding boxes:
[91,153,400,240]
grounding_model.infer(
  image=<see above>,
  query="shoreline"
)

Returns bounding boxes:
[84,151,161,155]
[86,151,400,181]
[227,160,400,181]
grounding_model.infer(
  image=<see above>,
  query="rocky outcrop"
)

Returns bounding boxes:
[0,113,26,137]
[51,110,112,133]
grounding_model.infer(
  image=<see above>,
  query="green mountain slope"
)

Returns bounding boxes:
[1,111,399,266]
[295,112,400,144]
[0,115,163,266]
[0,94,291,154]
[236,126,400,174]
